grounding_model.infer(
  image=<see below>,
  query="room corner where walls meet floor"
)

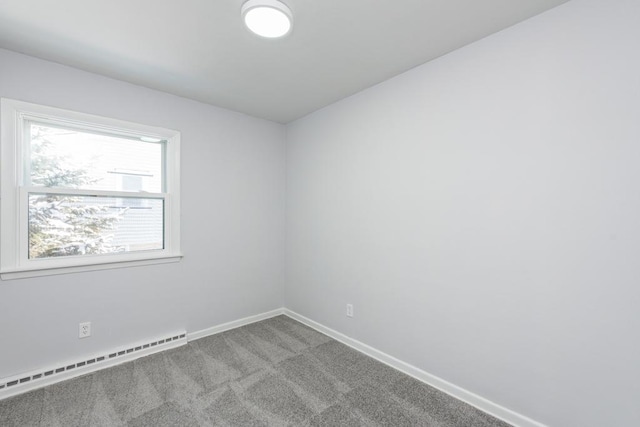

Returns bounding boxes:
[0,308,544,427]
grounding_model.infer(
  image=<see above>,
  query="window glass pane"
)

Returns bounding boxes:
[28,123,163,192]
[28,193,164,259]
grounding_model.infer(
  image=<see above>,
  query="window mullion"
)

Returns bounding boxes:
[22,186,166,199]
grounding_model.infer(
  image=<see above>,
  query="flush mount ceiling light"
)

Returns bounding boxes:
[241,0,293,38]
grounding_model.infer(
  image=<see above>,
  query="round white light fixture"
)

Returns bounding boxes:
[241,0,292,38]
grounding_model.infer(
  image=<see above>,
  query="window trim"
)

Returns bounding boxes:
[1,98,182,280]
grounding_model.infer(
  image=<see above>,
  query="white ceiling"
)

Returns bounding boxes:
[0,0,569,123]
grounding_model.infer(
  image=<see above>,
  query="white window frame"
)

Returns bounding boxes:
[1,98,181,280]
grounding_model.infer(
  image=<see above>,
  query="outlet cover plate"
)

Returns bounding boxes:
[79,322,91,338]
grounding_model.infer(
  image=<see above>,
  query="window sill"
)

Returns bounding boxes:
[0,255,183,280]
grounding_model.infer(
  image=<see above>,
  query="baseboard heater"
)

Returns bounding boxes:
[0,331,186,400]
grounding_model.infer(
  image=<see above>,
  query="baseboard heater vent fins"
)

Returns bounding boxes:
[0,332,186,392]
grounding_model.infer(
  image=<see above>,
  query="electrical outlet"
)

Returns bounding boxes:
[79,322,91,339]
[346,304,354,318]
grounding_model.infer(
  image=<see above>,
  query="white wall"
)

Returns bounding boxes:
[0,49,286,378]
[286,0,640,425]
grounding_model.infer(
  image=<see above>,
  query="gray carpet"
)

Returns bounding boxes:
[0,315,512,426]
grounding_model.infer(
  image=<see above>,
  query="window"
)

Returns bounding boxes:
[1,99,181,279]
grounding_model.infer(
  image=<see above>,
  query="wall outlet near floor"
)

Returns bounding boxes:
[346,304,354,318]
[79,322,91,338]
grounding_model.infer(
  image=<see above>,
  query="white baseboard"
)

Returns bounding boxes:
[0,331,186,401]
[283,309,546,427]
[0,306,545,427]
[187,308,285,342]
